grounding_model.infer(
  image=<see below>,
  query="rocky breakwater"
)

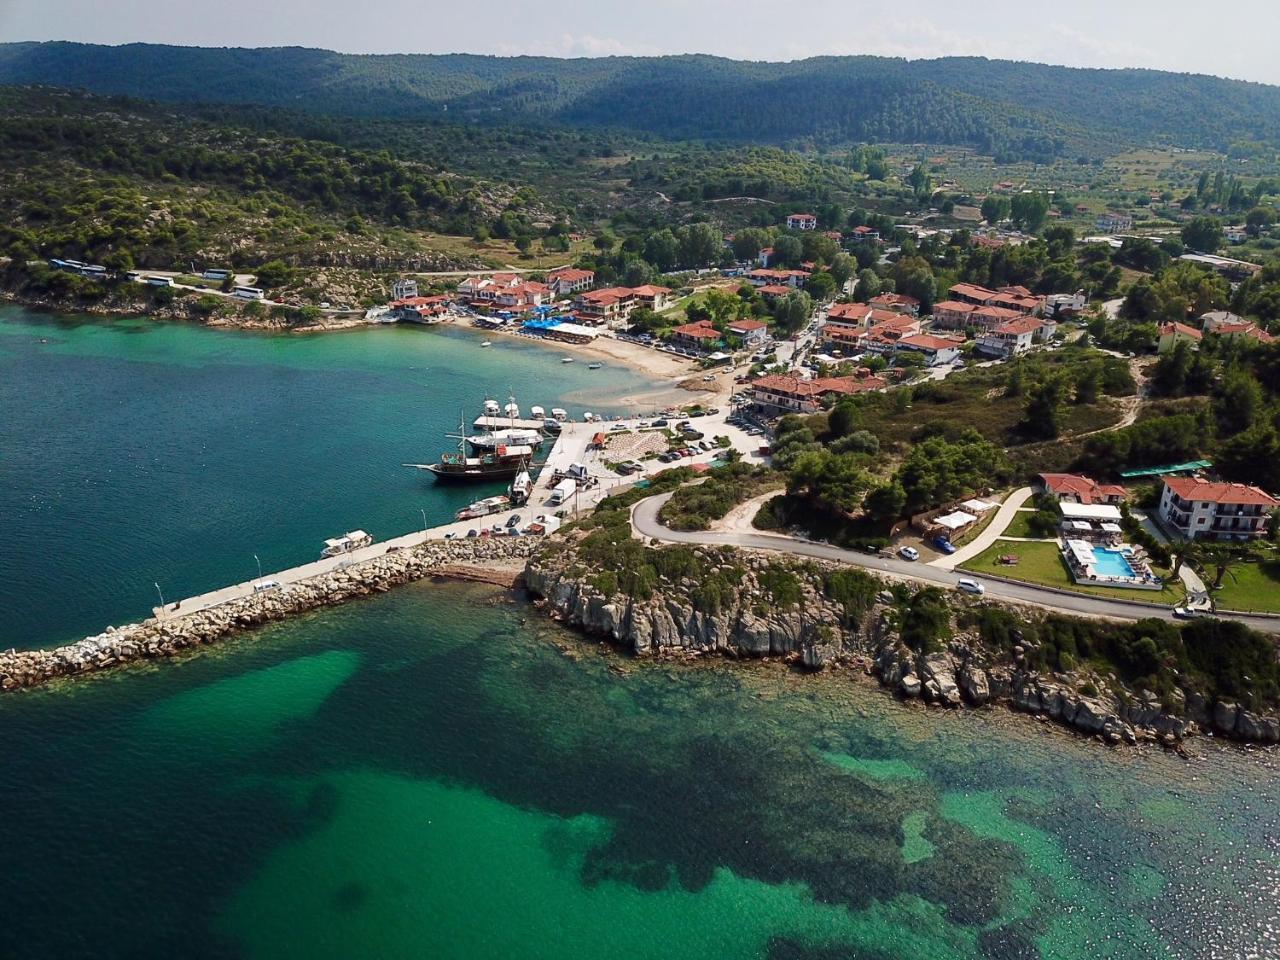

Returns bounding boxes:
[525,547,862,667]
[1,536,536,692]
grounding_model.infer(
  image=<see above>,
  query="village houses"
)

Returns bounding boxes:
[1158,477,1279,541]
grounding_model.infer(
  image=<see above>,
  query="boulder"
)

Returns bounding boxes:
[1213,701,1240,735]
[959,665,990,706]
[900,674,922,698]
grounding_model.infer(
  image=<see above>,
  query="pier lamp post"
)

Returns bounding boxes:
[420,509,428,531]
[254,554,263,581]
[154,581,166,619]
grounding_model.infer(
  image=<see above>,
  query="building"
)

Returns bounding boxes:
[931,300,977,329]
[976,317,1051,358]
[628,284,673,312]
[392,277,419,300]
[1038,473,1127,505]
[757,284,793,302]
[868,293,920,316]
[1200,310,1275,345]
[573,288,634,327]
[747,268,809,288]
[1225,225,1249,244]
[1095,213,1134,233]
[727,318,769,345]
[1045,291,1087,318]
[786,213,818,231]
[946,283,1043,316]
[546,267,595,296]
[669,320,722,351]
[893,334,963,366]
[1157,322,1203,354]
[457,273,523,304]
[390,294,451,321]
[749,372,886,414]
[1178,253,1262,278]
[949,283,999,307]
[1158,477,1279,541]
[848,225,880,243]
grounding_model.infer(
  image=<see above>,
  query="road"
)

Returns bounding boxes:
[631,493,1280,634]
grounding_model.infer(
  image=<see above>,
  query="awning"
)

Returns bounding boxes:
[1059,502,1122,521]
[935,511,978,530]
[961,498,996,513]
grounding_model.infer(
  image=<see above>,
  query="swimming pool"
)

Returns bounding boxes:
[1092,547,1137,579]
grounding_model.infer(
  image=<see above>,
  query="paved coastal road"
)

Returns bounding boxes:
[631,494,1280,634]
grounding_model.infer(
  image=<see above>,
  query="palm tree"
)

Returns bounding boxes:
[1199,541,1248,591]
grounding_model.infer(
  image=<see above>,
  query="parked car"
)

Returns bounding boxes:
[443,532,457,540]
[898,546,920,561]
[1173,605,1212,620]
[652,419,669,428]
[956,578,985,595]
[466,528,478,538]
[932,536,957,555]
[506,514,521,527]
[252,579,281,593]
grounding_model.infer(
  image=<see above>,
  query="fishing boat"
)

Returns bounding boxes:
[320,530,373,558]
[455,495,511,521]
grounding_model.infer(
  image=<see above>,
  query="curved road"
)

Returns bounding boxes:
[632,494,1280,634]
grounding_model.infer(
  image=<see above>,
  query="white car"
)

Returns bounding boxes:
[898,546,920,562]
[252,579,281,593]
[1173,605,1212,620]
[956,578,985,595]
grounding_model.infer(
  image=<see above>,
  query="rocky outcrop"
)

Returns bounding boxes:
[1,537,535,692]
[526,541,1280,748]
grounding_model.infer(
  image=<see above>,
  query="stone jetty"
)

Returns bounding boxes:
[1,536,536,692]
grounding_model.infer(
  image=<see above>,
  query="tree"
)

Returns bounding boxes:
[1181,216,1224,253]
[828,253,854,290]
[774,289,813,333]
[1021,374,1068,439]
[855,268,882,302]
[889,256,936,312]
[643,229,680,272]
[1010,192,1051,233]
[1215,367,1263,436]
[787,450,872,512]
[731,227,770,263]
[805,271,837,302]
[252,260,292,289]
[1246,206,1278,237]
[1044,225,1076,260]
[907,165,932,201]
[676,223,722,268]
[1073,362,1102,405]
[771,235,803,267]
[980,196,1011,224]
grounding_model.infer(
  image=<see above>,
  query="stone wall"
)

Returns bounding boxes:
[1,537,535,692]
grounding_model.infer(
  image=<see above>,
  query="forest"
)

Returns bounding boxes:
[6,43,1280,160]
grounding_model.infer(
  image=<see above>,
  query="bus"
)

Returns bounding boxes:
[233,285,265,300]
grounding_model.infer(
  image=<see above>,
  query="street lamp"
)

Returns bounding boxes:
[420,508,428,531]
[254,554,263,581]
[154,581,166,616]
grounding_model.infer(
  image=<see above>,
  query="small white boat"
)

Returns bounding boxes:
[587,362,602,370]
[321,530,373,558]
[480,340,492,347]
[561,356,575,363]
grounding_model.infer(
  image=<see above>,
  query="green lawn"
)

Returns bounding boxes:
[1000,510,1049,541]
[1209,560,1280,614]
[961,541,1185,605]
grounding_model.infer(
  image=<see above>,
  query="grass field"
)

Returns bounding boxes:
[961,540,1184,605]
[1209,560,1280,614]
[1000,510,1046,540]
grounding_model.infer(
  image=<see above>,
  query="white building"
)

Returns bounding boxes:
[1158,477,1278,541]
[392,278,419,300]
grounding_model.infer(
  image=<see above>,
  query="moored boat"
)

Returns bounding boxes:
[456,495,511,521]
[321,530,373,558]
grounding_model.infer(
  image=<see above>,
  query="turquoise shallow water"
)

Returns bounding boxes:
[0,307,652,649]
[0,582,1276,960]
[3,309,1279,960]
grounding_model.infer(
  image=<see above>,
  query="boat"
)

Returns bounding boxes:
[467,428,544,452]
[455,495,511,521]
[587,362,602,370]
[480,340,492,347]
[406,414,539,482]
[509,468,532,506]
[320,530,372,558]
[561,356,575,363]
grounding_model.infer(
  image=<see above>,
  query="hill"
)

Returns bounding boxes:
[3,43,1280,160]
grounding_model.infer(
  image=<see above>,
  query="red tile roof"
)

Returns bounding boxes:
[870,293,920,308]
[993,317,1043,336]
[1164,477,1278,507]
[1160,322,1202,340]
[751,374,886,399]
[950,283,998,301]
[1040,473,1127,504]
[758,284,793,296]
[672,320,721,340]
[728,319,768,332]
[933,300,976,314]
[898,334,962,352]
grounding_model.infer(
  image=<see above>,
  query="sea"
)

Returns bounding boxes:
[1,306,1277,960]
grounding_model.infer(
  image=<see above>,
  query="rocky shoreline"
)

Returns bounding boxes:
[524,546,1280,748]
[0,537,535,692]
